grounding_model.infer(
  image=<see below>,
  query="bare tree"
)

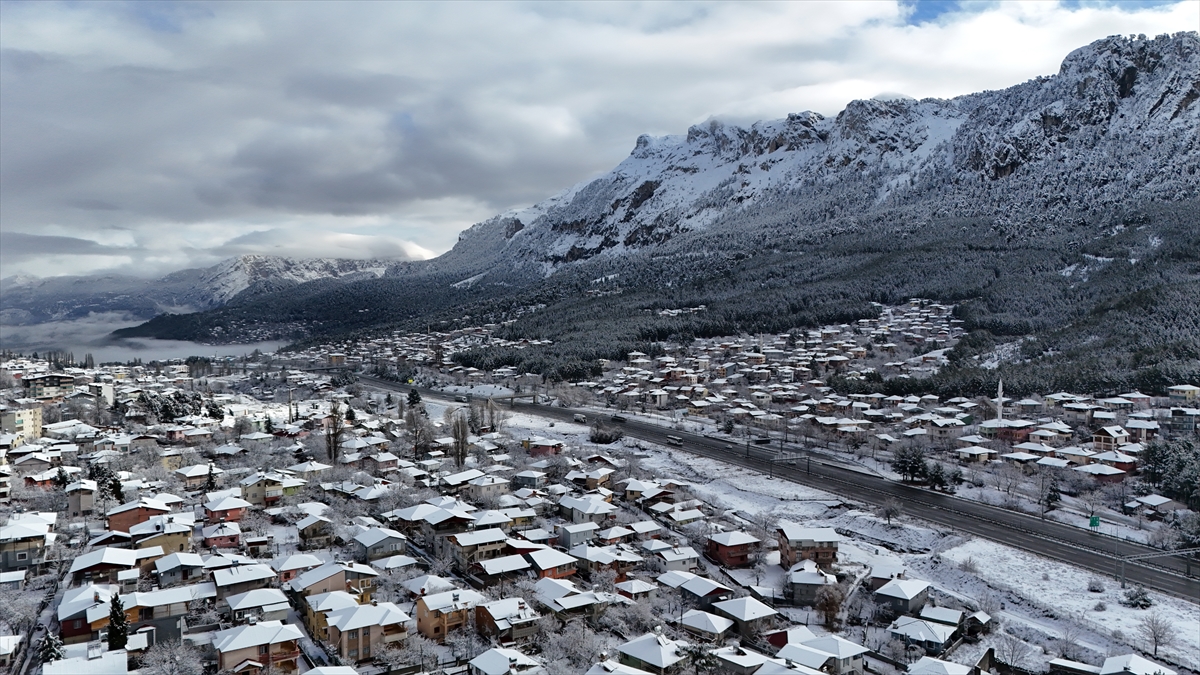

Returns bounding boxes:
[1057,623,1083,660]
[1079,489,1106,519]
[1136,612,1177,657]
[876,498,902,525]
[815,584,846,628]
[139,639,204,675]
[380,634,439,671]
[997,633,1034,669]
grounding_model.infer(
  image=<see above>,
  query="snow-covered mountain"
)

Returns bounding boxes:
[446,33,1199,278]
[180,255,395,305]
[0,255,400,326]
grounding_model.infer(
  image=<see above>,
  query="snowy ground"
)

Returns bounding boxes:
[937,539,1200,670]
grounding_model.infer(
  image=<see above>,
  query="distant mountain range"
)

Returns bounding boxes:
[5,33,1199,393]
[0,255,400,327]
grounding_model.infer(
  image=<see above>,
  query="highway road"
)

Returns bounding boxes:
[357,375,1200,603]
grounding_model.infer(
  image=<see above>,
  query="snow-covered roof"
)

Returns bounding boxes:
[469,648,542,675]
[618,631,689,669]
[1100,655,1176,675]
[419,588,485,612]
[712,596,778,621]
[326,601,410,631]
[875,578,930,600]
[682,609,735,635]
[212,620,304,653]
[909,656,972,675]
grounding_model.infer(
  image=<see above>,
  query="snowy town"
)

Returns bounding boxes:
[0,301,1197,675]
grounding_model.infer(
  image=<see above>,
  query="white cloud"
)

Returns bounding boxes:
[0,0,1194,278]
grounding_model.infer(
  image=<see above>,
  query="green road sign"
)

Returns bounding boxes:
[1089,516,1100,528]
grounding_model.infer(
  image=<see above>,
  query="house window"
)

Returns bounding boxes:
[349,649,358,659]
[73,620,82,629]
[348,630,357,640]
[16,552,27,561]
[362,646,370,657]
[259,645,269,655]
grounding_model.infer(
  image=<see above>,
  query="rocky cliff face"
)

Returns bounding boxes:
[446,33,1199,279]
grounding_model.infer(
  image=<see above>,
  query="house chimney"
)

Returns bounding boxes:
[372,600,378,606]
[452,592,460,602]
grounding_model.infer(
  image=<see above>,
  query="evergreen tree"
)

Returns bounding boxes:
[407,389,422,407]
[52,467,71,490]
[39,633,64,663]
[108,596,130,650]
[109,477,125,504]
[345,407,356,422]
[927,462,947,491]
[892,447,929,482]
[1044,475,1062,511]
[204,464,216,492]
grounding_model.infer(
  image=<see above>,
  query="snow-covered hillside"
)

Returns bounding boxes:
[192,255,394,304]
[0,254,400,326]
[449,33,1199,276]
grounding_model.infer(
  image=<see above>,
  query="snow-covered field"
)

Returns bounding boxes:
[938,539,1200,670]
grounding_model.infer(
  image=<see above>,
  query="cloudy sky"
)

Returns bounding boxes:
[1,0,1195,278]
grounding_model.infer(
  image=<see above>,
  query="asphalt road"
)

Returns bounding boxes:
[358,376,1200,603]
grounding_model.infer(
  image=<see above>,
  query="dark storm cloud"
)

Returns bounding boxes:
[0,232,133,262]
[0,1,1192,277]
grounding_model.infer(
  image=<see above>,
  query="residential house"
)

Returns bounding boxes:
[1093,426,1130,452]
[874,579,931,617]
[68,547,147,585]
[211,620,304,673]
[448,528,508,572]
[705,531,760,568]
[618,630,688,675]
[711,596,779,638]
[66,479,97,517]
[302,590,359,638]
[204,496,251,523]
[0,519,52,573]
[788,560,837,606]
[353,528,408,562]
[106,498,171,534]
[223,588,291,625]
[557,522,599,548]
[325,601,411,662]
[801,636,870,675]
[890,616,955,655]
[476,597,540,644]
[130,514,193,553]
[777,523,841,569]
[416,588,486,642]
[153,552,205,587]
[212,562,276,599]
[203,521,243,549]
[270,553,326,583]
[532,577,627,620]
[298,515,334,550]
[469,648,545,675]
[176,463,223,490]
[290,561,378,600]
[525,548,578,579]
[240,471,306,508]
[680,609,734,642]
[92,583,217,644]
